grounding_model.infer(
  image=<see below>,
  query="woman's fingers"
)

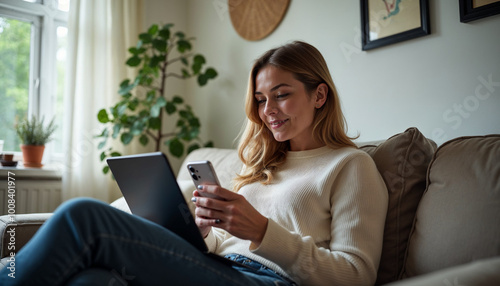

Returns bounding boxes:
[197,185,239,201]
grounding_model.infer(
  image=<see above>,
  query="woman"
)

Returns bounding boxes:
[0,41,387,286]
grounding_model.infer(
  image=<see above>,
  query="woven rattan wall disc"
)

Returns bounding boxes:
[228,0,290,41]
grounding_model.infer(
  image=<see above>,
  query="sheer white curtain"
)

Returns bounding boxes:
[62,0,142,202]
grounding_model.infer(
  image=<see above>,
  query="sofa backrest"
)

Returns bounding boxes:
[401,135,500,278]
[178,127,438,285]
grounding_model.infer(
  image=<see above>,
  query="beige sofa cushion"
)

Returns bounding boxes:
[402,135,500,278]
[359,127,437,285]
[387,256,500,286]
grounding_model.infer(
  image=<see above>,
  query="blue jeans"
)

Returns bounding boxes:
[0,198,295,286]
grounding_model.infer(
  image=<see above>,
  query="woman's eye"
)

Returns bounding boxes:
[256,99,266,105]
[276,93,289,99]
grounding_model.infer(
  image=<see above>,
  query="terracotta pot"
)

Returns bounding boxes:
[21,144,45,168]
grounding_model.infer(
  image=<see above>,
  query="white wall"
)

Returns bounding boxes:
[148,0,500,151]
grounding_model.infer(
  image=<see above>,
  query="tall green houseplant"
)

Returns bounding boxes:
[96,23,217,174]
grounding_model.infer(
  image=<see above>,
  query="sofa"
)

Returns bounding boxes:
[1,127,499,285]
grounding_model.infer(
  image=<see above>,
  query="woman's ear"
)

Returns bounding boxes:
[314,83,328,109]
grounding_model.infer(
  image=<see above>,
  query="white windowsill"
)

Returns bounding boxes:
[0,164,62,180]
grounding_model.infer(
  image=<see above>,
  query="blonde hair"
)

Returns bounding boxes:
[234,41,357,191]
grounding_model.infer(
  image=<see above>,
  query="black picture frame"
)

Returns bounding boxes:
[360,0,430,51]
[459,0,500,22]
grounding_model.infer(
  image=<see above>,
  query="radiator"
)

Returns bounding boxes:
[0,168,62,215]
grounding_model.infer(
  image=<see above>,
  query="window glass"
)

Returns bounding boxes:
[58,0,70,12]
[0,17,31,152]
[53,25,68,152]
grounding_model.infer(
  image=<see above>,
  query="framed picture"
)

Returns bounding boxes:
[459,0,500,22]
[360,0,430,51]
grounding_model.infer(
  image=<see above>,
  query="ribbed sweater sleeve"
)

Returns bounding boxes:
[207,147,388,286]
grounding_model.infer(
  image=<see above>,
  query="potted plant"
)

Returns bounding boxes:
[15,115,57,168]
[96,23,217,174]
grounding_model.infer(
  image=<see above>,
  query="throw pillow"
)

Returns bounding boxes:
[402,135,500,277]
[359,127,437,285]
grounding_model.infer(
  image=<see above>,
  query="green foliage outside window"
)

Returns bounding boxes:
[0,17,31,151]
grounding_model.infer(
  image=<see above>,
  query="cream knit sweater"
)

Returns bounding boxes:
[205,146,388,286]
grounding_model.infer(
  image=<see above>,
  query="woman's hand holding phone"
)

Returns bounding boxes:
[187,160,268,246]
[192,184,268,247]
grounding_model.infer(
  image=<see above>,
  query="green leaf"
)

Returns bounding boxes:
[126,56,141,67]
[198,68,218,86]
[139,134,149,146]
[181,57,188,66]
[167,138,184,158]
[179,110,189,119]
[187,143,200,154]
[176,119,185,127]
[175,31,185,39]
[159,28,170,39]
[99,128,109,138]
[193,54,206,65]
[204,141,214,148]
[118,83,134,95]
[189,117,200,128]
[128,98,139,111]
[152,39,167,52]
[197,74,208,86]
[165,102,176,115]
[97,109,110,123]
[129,47,146,55]
[103,166,110,174]
[110,152,122,157]
[150,105,160,117]
[112,124,121,139]
[117,104,127,116]
[146,90,156,103]
[130,121,145,135]
[139,33,152,43]
[136,40,143,49]
[149,117,161,130]
[192,63,202,75]
[173,96,183,104]
[121,133,133,145]
[177,39,191,53]
[100,151,106,161]
[189,127,200,139]
[98,140,106,150]
[148,24,159,35]
[181,69,190,78]
[119,79,130,88]
[150,55,163,67]
[151,97,166,117]
[205,67,218,79]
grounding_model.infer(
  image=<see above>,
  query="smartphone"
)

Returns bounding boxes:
[186,160,223,199]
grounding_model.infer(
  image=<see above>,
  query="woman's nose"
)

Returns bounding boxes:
[263,100,277,115]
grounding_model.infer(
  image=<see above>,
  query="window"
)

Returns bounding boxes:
[0,0,69,160]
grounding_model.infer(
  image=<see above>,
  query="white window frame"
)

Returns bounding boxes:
[0,0,68,163]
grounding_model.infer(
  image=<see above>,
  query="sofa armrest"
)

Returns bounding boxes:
[0,213,52,259]
[384,256,500,286]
